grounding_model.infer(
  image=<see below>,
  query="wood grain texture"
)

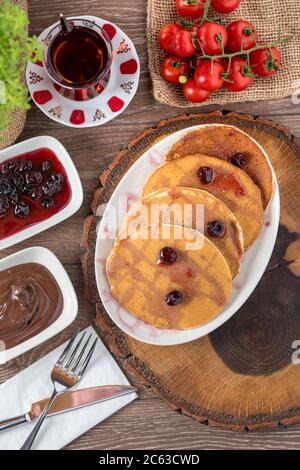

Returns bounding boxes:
[0,0,299,450]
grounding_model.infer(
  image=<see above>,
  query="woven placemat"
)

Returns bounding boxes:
[0,0,28,150]
[147,0,300,107]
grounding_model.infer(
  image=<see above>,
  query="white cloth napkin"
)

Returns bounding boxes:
[0,326,137,450]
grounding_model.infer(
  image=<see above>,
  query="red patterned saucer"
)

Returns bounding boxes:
[26,16,140,128]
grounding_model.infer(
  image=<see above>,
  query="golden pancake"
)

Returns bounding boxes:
[166,124,273,209]
[119,187,243,278]
[142,155,264,248]
[106,224,232,329]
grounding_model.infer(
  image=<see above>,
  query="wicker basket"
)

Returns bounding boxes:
[147,0,300,107]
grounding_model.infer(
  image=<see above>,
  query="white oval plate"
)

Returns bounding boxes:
[95,124,280,346]
[0,136,83,250]
[0,247,78,364]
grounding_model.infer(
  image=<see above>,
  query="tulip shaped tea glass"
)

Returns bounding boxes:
[43,18,112,101]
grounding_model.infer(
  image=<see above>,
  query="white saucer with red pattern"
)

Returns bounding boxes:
[26,16,140,128]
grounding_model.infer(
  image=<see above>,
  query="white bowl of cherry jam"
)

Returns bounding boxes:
[0,136,83,249]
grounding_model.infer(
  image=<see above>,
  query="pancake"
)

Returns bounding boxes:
[119,187,243,278]
[166,124,273,209]
[142,154,264,248]
[106,224,232,329]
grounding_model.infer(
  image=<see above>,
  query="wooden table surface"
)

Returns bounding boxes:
[1,0,300,450]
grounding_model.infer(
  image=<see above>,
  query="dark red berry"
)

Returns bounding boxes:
[14,201,30,218]
[41,197,55,209]
[1,160,18,174]
[10,191,19,205]
[42,173,63,197]
[18,160,33,173]
[206,220,226,237]
[0,163,9,174]
[20,184,29,195]
[51,173,64,184]
[8,160,20,171]
[197,166,214,184]
[25,170,43,187]
[230,153,246,168]
[0,197,9,217]
[9,173,24,191]
[28,187,42,200]
[42,160,52,172]
[1,159,20,173]
[0,176,14,196]
[165,290,183,306]
[42,181,56,197]
[159,247,177,264]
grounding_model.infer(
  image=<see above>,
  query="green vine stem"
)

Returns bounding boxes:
[200,0,212,26]
[195,36,291,62]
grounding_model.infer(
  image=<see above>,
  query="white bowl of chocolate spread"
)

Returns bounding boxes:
[0,246,78,363]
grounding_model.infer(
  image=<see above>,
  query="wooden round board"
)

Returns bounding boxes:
[81,111,300,431]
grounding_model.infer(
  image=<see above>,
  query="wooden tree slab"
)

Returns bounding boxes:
[81,111,300,431]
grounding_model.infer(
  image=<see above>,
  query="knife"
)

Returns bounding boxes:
[0,385,137,431]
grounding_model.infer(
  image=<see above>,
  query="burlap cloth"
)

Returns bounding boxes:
[147,0,300,107]
[0,0,28,150]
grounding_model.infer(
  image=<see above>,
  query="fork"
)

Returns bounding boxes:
[20,330,98,450]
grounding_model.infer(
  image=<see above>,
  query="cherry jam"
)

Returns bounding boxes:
[0,148,71,240]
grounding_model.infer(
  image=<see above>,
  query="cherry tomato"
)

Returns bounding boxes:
[161,56,190,84]
[158,23,182,53]
[197,22,228,55]
[250,47,281,77]
[211,0,240,14]
[183,78,211,102]
[194,60,225,92]
[226,20,257,52]
[224,57,254,91]
[176,0,206,19]
[171,30,196,57]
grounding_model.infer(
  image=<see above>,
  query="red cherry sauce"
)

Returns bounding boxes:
[0,148,71,240]
[197,166,245,196]
[209,172,245,196]
[210,172,245,196]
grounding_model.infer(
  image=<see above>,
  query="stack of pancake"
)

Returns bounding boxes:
[106,125,274,330]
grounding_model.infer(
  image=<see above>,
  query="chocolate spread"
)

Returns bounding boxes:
[0,263,63,349]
